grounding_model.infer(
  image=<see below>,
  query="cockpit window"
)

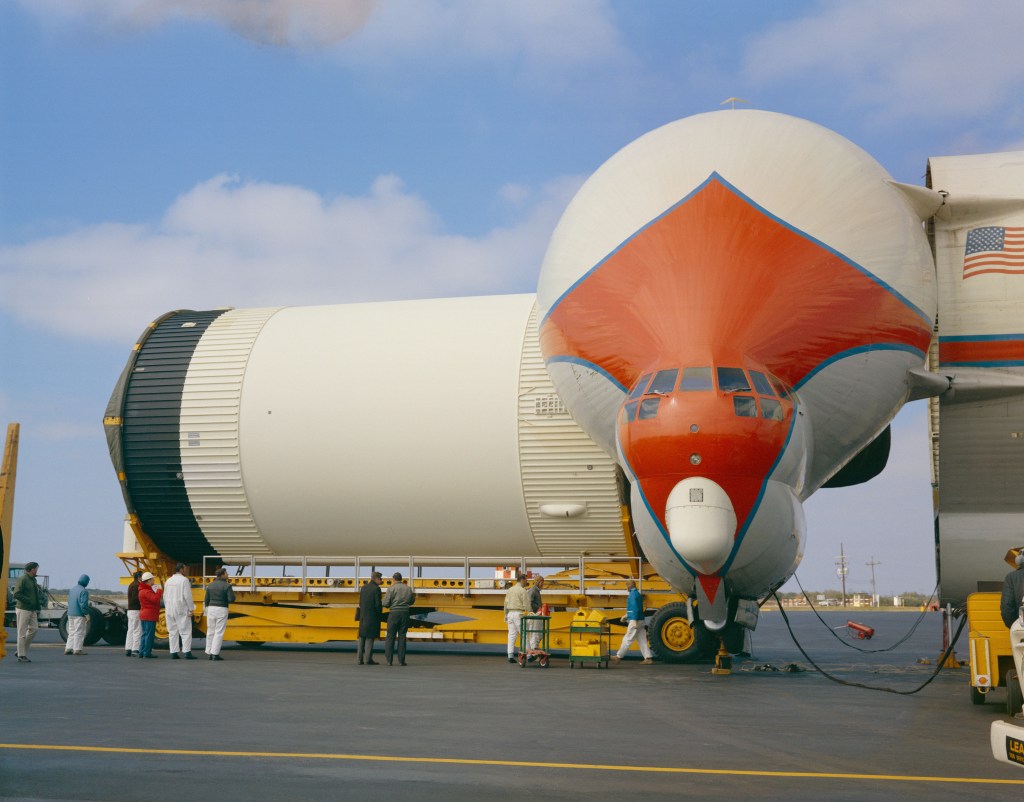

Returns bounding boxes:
[750,371,775,396]
[717,367,750,393]
[733,396,758,418]
[680,367,713,391]
[769,374,791,399]
[628,373,653,399]
[648,368,678,394]
[622,401,639,422]
[760,398,784,420]
[638,398,661,420]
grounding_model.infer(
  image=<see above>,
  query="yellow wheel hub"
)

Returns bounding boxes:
[660,617,695,652]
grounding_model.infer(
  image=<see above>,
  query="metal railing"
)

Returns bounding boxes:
[202,554,654,597]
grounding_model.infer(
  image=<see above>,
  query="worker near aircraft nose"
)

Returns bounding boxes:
[503,573,531,663]
[357,571,383,665]
[13,561,41,663]
[1001,549,1024,715]
[383,572,415,666]
[164,563,196,660]
[64,574,91,656]
[137,572,163,658]
[612,579,653,664]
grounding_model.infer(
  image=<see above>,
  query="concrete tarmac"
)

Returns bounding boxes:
[3,609,1023,801]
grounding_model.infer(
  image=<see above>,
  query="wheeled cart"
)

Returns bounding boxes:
[518,614,551,668]
[569,609,611,669]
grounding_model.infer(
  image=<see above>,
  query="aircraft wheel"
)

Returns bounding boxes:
[1007,669,1023,716]
[649,602,709,663]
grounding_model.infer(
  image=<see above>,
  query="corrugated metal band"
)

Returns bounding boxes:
[180,308,279,557]
[517,303,628,555]
[121,310,227,563]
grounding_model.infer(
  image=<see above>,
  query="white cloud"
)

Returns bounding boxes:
[19,0,375,47]
[0,173,582,343]
[341,0,628,76]
[742,0,1024,122]
[19,0,632,78]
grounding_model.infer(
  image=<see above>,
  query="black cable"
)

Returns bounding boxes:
[772,591,966,695]
[791,574,938,653]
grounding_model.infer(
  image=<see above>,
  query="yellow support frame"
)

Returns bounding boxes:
[118,543,688,651]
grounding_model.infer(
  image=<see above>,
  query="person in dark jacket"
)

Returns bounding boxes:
[13,562,41,663]
[64,574,90,655]
[137,572,163,658]
[126,571,143,657]
[383,572,416,667]
[204,567,236,661]
[1003,551,1024,715]
[357,571,383,665]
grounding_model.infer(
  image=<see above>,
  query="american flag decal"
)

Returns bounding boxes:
[963,226,1024,278]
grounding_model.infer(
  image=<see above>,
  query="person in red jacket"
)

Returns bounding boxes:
[137,572,164,659]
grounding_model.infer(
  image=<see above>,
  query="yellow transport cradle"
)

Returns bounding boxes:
[117,523,689,657]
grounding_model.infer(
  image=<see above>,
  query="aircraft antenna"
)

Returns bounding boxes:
[720,97,749,110]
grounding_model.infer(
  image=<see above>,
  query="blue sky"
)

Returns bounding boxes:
[3,0,1024,593]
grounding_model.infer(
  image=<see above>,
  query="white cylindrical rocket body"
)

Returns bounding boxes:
[106,296,627,563]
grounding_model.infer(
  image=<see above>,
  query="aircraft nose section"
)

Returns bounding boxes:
[665,477,736,575]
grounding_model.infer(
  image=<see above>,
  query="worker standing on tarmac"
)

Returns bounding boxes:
[383,572,415,666]
[13,562,41,663]
[612,579,654,664]
[137,572,163,659]
[64,574,90,656]
[503,573,531,663]
[1001,550,1024,715]
[163,563,196,660]
[527,575,545,654]
[357,571,383,665]
[125,571,143,657]
[204,567,236,661]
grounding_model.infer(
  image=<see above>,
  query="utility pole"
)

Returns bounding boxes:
[836,543,848,607]
[866,557,882,606]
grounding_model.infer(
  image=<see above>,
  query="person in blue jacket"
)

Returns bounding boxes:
[65,574,90,656]
[612,579,653,664]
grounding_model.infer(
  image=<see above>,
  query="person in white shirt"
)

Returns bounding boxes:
[163,563,196,660]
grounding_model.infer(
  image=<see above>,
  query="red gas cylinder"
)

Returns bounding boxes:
[847,621,874,640]
[539,603,551,616]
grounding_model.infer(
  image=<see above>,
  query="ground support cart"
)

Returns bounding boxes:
[518,614,551,668]
[569,609,611,669]
[967,591,1023,713]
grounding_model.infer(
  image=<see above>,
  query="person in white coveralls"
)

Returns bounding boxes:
[163,562,196,659]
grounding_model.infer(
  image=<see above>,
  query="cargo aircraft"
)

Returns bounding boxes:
[105,111,1024,659]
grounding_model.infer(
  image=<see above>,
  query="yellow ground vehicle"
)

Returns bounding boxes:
[968,590,1022,714]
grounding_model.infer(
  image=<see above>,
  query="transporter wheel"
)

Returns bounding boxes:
[235,641,265,648]
[58,612,69,642]
[153,611,169,648]
[83,606,106,646]
[1007,670,1023,717]
[970,685,986,705]
[103,615,128,646]
[649,602,709,663]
